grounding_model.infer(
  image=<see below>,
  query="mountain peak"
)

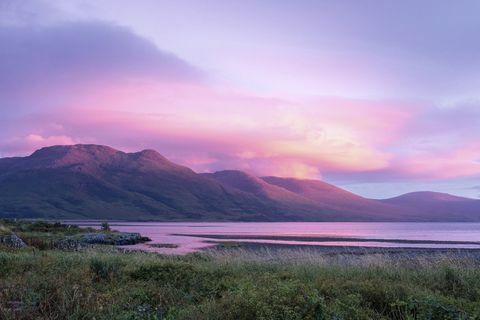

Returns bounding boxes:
[133,149,168,161]
[31,144,118,157]
[27,144,120,168]
[26,144,188,173]
[386,191,472,202]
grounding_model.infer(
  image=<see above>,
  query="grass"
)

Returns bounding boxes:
[1,220,480,319]
[0,246,479,319]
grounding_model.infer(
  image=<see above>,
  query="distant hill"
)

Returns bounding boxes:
[380,192,480,221]
[260,176,416,220]
[0,144,479,221]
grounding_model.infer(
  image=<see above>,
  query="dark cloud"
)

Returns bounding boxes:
[0,0,60,26]
[0,20,202,108]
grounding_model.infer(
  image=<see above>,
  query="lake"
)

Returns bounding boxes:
[75,222,480,254]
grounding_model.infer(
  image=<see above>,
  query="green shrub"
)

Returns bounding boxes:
[22,236,55,250]
[101,221,111,232]
[170,274,326,320]
[130,262,231,301]
[89,256,125,281]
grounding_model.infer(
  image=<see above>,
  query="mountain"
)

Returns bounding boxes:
[0,144,479,221]
[0,145,280,221]
[380,192,480,222]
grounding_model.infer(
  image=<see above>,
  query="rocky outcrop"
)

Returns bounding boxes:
[52,232,151,251]
[0,233,27,248]
[54,238,89,251]
[71,232,151,246]
[0,232,151,252]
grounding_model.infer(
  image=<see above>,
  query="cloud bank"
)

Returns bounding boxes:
[0,4,479,198]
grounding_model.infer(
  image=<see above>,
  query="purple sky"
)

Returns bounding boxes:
[1,0,480,198]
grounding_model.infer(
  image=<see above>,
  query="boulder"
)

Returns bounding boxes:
[0,233,27,248]
[74,232,151,245]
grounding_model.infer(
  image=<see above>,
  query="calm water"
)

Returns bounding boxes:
[75,222,480,254]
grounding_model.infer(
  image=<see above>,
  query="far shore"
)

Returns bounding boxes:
[176,233,480,245]
[205,241,480,258]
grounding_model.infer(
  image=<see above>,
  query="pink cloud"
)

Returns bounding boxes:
[396,143,480,179]
[1,134,75,156]
[57,82,407,175]
[2,67,479,183]
[1,20,479,184]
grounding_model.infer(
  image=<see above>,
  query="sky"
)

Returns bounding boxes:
[1,0,479,198]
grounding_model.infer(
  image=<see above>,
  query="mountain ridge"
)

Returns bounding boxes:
[0,144,479,221]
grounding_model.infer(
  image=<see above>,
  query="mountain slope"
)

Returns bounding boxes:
[0,144,479,221]
[202,170,322,206]
[261,176,420,221]
[202,170,338,220]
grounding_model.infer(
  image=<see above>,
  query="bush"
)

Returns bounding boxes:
[170,274,326,320]
[101,221,111,232]
[22,236,55,250]
[130,262,230,301]
[229,276,326,320]
[89,256,125,281]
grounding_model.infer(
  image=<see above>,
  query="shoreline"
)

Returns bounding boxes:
[203,241,480,261]
[175,233,480,245]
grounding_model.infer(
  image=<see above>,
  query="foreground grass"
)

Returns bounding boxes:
[1,245,480,320]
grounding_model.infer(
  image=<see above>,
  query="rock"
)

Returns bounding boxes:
[54,238,87,251]
[74,232,151,245]
[0,233,27,248]
[52,232,151,251]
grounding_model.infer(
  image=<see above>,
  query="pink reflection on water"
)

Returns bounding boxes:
[75,222,480,255]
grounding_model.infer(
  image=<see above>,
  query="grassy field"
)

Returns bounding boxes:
[1,221,480,319]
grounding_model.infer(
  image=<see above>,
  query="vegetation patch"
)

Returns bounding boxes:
[0,219,150,251]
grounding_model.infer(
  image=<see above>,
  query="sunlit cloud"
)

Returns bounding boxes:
[1,2,480,197]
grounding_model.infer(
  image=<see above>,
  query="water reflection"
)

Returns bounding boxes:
[74,222,480,254]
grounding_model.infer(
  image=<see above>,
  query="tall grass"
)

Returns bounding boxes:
[0,247,479,319]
